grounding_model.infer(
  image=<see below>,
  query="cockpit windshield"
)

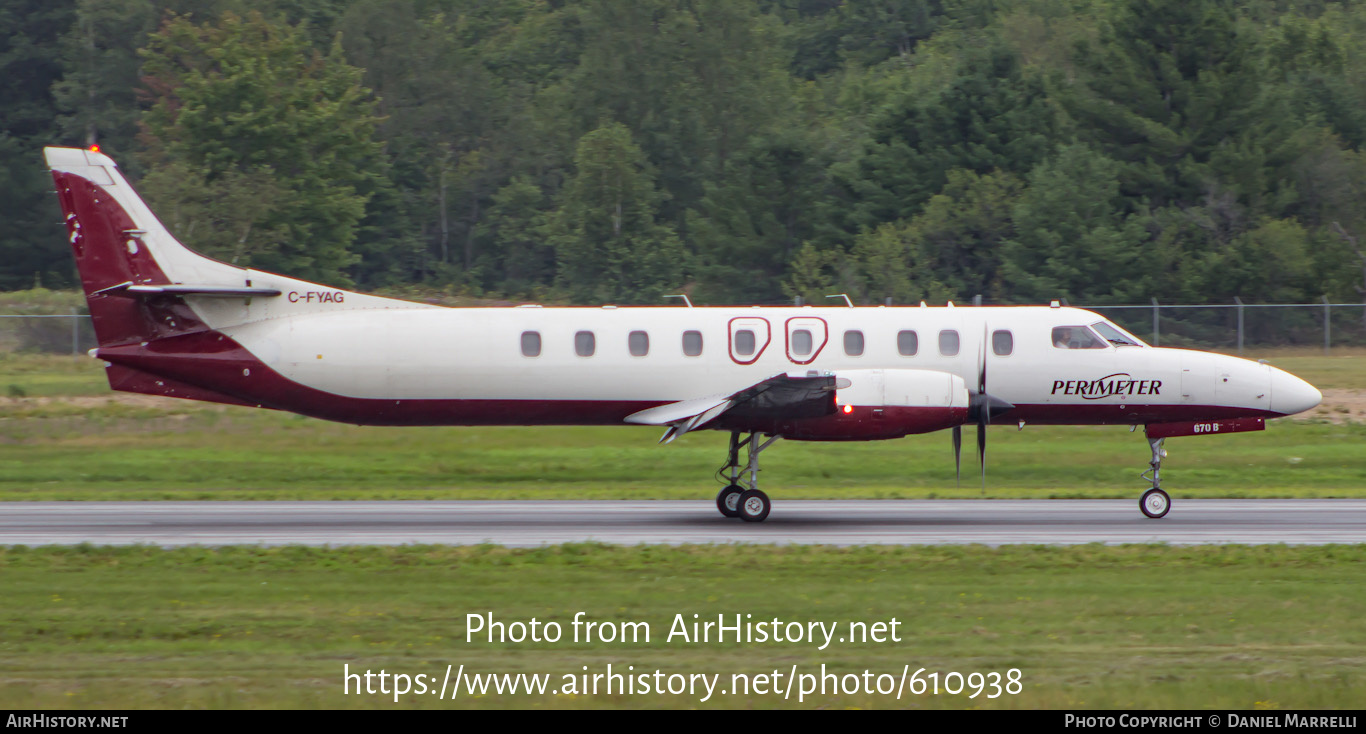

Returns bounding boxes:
[1052,325,1107,349]
[1091,321,1146,347]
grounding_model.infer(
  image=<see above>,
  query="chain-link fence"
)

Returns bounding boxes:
[2,300,1363,356]
[0,312,96,356]
[1081,301,1366,354]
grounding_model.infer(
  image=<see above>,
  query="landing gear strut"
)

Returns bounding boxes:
[717,431,779,522]
[1139,436,1171,519]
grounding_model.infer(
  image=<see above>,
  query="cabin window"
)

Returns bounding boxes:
[629,330,649,356]
[939,329,960,356]
[792,329,813,356]
[1052,326,1106,350]
[683,330,703,356]
[844,330,864,356]
[897,330,918,356]
[575,330,596,357]
[992,329,1013,356]
[520,331,541,357]
[734,329,756,356]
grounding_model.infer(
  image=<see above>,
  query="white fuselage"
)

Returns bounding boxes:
[180,282,1318,430]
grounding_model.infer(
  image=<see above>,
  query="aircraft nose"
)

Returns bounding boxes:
[1269,367,1322,416]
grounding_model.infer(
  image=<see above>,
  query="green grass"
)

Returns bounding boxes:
[0,544,1360,709]
[0,289,85,310]
[0,353,106,398]
[0,407,1363,500]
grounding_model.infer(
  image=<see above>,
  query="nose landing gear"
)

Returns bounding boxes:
[1139,436,1171,519]
[716,430,779,522]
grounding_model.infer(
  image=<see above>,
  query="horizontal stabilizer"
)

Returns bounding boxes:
[93,281,282,298]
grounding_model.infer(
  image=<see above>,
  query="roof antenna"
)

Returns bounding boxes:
[663,294,693,308]
[826,294,854,308]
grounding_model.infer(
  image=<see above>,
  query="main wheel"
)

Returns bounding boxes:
[716,484,744,518]
[1140,487,1170,519]
[738,488,771,523]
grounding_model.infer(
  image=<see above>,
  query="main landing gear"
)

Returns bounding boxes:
[716,431,780,522]
[1139,436,1171,519]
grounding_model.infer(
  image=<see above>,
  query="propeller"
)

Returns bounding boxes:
[977,323,988,492]
[952,425,962,487]
[955,323,1014,492]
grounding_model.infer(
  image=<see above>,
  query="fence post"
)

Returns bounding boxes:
[71,309,79,358]
[1151,298,1160,346]
[1323,295,1331,356]
[972,294,982,307]
[1234,297,1244,356]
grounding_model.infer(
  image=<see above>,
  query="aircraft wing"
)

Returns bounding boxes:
[624,373,840,443]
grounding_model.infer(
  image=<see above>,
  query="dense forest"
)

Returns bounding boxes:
[4,0,1366,308]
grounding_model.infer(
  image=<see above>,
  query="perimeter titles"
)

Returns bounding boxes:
[465,613,902,651]
[1051,373,1161,400]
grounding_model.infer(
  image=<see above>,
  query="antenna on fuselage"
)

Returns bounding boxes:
[826,294,854,308]
[663,294,693,308]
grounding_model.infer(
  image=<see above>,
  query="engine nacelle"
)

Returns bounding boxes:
[779,368,971,441]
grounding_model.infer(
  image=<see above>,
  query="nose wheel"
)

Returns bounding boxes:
[716,431,780,521]
[1138,435,1171,519]
[1140,487,1170,519]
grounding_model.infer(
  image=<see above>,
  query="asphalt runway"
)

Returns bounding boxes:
[1,499,1364,547]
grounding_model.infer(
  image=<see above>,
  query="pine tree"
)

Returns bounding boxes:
[846,37,1059,232]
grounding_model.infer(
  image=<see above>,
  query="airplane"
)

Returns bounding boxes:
[43,146,1323,522]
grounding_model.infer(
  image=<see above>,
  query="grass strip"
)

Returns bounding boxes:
[0,543,1361,709]
[1,408,1363,499]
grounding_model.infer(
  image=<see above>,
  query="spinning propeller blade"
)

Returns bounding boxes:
[977,421,986,492]
[955,323,1014,492]
[978,324,989,491]
[952,425,962,487]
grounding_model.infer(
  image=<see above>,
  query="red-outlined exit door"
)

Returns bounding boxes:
[728,317,771,365]
[785,316,828,365]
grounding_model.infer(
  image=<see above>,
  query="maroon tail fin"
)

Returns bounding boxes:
[47,148,210,348]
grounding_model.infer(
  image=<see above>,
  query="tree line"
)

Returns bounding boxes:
[3,0,1366,308]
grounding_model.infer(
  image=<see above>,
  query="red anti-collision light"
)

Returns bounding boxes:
[89,144,100,153]
[842,404,853,414]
